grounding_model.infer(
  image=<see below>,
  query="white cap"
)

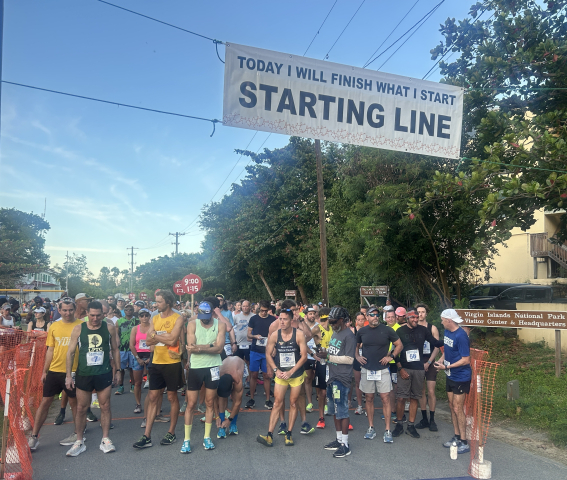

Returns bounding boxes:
[441,308,463,323]
[383,305,394,312]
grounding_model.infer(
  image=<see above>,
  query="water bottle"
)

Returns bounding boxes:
[450,440,458,459]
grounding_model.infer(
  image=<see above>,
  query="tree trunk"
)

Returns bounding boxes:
[297,284,308,305]
[258,271,275,302]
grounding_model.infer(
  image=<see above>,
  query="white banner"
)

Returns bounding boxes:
[223,43,464,159]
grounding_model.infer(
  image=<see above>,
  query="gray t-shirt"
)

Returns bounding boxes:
[327,327,356,387]
[233,312,254,346]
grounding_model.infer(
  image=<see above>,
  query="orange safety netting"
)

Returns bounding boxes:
[0,327,47,480]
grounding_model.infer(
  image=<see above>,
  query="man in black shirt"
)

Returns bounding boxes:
[392,308,443,439]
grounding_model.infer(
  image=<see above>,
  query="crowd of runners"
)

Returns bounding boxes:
[1,290,473,459]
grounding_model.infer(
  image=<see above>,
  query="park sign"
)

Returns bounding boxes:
[223,43,464,159]
[361,286,389,297]
[456,309,567,330]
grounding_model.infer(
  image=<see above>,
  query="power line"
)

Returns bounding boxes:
[303,0,339,56]
[3,80,221,136]
[323,0,366,60]
[362,0,421,68]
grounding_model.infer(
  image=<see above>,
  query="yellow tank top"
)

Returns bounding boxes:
[389,323,400,363]
[152,313,180,364]
[319,323,333,350]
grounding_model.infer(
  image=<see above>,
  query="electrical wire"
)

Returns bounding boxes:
[323,0,366,60]
[303,0,339,56]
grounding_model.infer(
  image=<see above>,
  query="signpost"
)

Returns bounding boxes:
[181,273,203,312]
[140,292,148,301]
[285,290,297,300]
[128,292,135,301]
[360,286,389,307]
[173,280,185,297]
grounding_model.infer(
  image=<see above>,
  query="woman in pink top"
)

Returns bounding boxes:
[129,309,152,414]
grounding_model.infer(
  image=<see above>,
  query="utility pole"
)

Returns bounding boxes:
[315,139,329,307]
[169,232,186,255]
[127,247,138,293]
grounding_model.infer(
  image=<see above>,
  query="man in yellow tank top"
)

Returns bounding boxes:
[133,290,184,449]
[312,306,332,429]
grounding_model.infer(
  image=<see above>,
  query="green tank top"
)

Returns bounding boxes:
[190,318,222,369]
[77,321,112,376]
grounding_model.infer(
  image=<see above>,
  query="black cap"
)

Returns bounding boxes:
[134,300,145,307]
[34,296,43,303]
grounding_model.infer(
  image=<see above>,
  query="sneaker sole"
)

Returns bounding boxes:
[160,440,177,445]
[300,429,315,435]
[333,450,351,458]
[285,442,294,446]
[180,449,192,454]
[133,443,152,448]
[66,445,86,457]
[100,446,116,453]
[364,435,377,440]
[324,446,340,451]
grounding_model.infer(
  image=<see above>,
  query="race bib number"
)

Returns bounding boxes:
[210,366,220,381]
[256,337,267,347]
[155,331,166,347]
[279,352,296,368]
[224,344,232,356]
[444,360,451,377]
[239,344,249,349]
[406,349,420,362]
[138,339,148,350]
[332,384,340,399]
[86,351,104,366]
[325,365,329,382]
[423,341,431,355]
[367,369,381,381]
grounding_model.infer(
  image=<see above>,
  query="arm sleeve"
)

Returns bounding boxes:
[328,355,354,365]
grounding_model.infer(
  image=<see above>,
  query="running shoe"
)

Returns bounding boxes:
[264,400,273,409]
[306,403,313,413]
[349,424,353,431]
[324,405,331,416]
[257,379,264,385]
[383,430,393,443]
[355,405,363,415]
[316,417,325,429]
[277,422,287,435]
[100,437,116,453]
[177,387,185,393]
[66,440,86,457]
[458,442,471,454]
[180,440,191,453]
[217,427,227,439]
[86,410,98,422]
[91,399,100,409]
[180,401,187,414]
[256,434,273,447]
[245,399,255,409]
[197,403,206,413]
[143,380,149,389]
[154,414,169,423]
[229,424,239,435]
[392,423,404,437]
[160,432,176,445]
[28,435,39,451]
[285,432,294,446]
[406,425,420,438]
[333,443,351,458]
[300,422,315,435]
[133,435,152,449]
[134,404,142,414]
[324,439,341,450]
[415,418,429,429]
[60,433,85,446]
[203,437,215,450]
[130,385,135,393]
[364,427,376,440]
[140,419,146,428]
[381,412,397,420]
[429,419,438,432]
[443,435,459,448]
[115,386,124,395]
[200,416,206,423]
[54,412,65,425]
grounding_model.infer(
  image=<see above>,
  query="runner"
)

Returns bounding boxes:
[65,301,121,456]
[181,298,226,453]
[415,303,440,432]
[133,300,145,317]
[303,305,318,412]
[435,309,472,454]
[28,297,83,452]
[115,304,139,395]
[311,306,332,428]
[216,356,245,438]
[232,300,253,386]
[256,308,308,447]
[116,297,126,316]
[392,307,443,439]
[245,300,276,409]
[320,306,356,458]
[355,306,402,443]
[217,294,237,357]
[1,302,16,328]
[129,308,152,414]
[383,306,400,421]
[133,290,184,449]
[27,306,51,332]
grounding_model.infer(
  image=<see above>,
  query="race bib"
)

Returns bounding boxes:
[155,330,166,347]
[243,363,249,378]
[367,369,381,381]
[406,349,420,362]
[444,360,451,377]
[239,344,249,349]
[256,337,267,347]
[423,341,431,355]
[224,344,232,356]
[325,365,329,382]
[210,366,220,381]
[279,352,296,368]
[332,384,340,399]
[358,348,363,357]
[390,372,398,383]
[138,339,148,350]
[86,351,104,366]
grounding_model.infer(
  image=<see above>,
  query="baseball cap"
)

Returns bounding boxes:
[138,308,151,315]
[34,306,46,314]
[395,307,407,316]
[197,301,213,320]
[383,305,394,312]
[367,306,379,315]
[305,306,316,312]
[1,303,10,311]
[75,293,93,301]
[441,308,463,323]
[215,293,224,299]
[116,297,125,302]
[134,300,145,307]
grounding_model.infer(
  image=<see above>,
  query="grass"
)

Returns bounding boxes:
[436,336,567,447]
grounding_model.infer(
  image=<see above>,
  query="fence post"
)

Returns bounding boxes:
[0,378,11,480]
[556,330,562,378]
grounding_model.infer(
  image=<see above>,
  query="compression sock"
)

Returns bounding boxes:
[219,412,225,422]
[342,434,349,447]
[60,407,66,416]
[336,431,342,443]
[204,422,212,439]
[429,411,435,422]
[421,409,428,421]
[230,414,238,426]
[184,424,192,441]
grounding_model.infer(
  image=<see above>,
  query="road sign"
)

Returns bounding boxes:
[128,292,135,301]
[285,290,297,297]
[456,309,567,330]
[360,286,389,297]
[173,281,185,295]
[182,274,203,294]
[140,292,148,300]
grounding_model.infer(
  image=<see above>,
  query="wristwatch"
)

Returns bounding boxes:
[209,343,214,348]
[273,367,278,373]
[228,416,234,422]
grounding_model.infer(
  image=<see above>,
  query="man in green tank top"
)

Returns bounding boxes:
[66,301,121,457]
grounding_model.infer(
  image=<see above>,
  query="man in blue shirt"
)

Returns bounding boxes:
[435,308,472,454]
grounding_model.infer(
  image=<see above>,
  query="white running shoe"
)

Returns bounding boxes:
[99,437,116,453]
[66,440,86,457]
[60,432,86,446]
[28,435,39,451]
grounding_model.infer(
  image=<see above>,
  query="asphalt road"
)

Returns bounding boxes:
[28,384,567,480]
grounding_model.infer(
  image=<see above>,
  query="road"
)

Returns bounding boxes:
[29,384,567,480]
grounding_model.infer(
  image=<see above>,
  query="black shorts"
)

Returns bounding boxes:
[424,363,438,381]
[446,378,471,395]
[304,359,316,371]
[313,361,327,390]
[148,362,184,391]
[234,347,250,362]
[43,371,76,398]
[75,370,113,392]
[186,366,221,391]
[353,359,361,372]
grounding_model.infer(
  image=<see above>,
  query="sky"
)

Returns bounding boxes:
[1,0,473,277]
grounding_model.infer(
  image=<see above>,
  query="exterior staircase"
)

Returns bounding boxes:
[530,232,567,270]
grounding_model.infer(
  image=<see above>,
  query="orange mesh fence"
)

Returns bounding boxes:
[0,327,47,480]
[465,349,488,419]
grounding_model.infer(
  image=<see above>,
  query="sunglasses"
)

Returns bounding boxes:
[260,309,269,313]
[139,313,150,317]
[367,313,379,317]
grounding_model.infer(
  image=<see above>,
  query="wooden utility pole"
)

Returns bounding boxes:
[315,139,329,306]
[556,330,562,378]
[169,232,186,255]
